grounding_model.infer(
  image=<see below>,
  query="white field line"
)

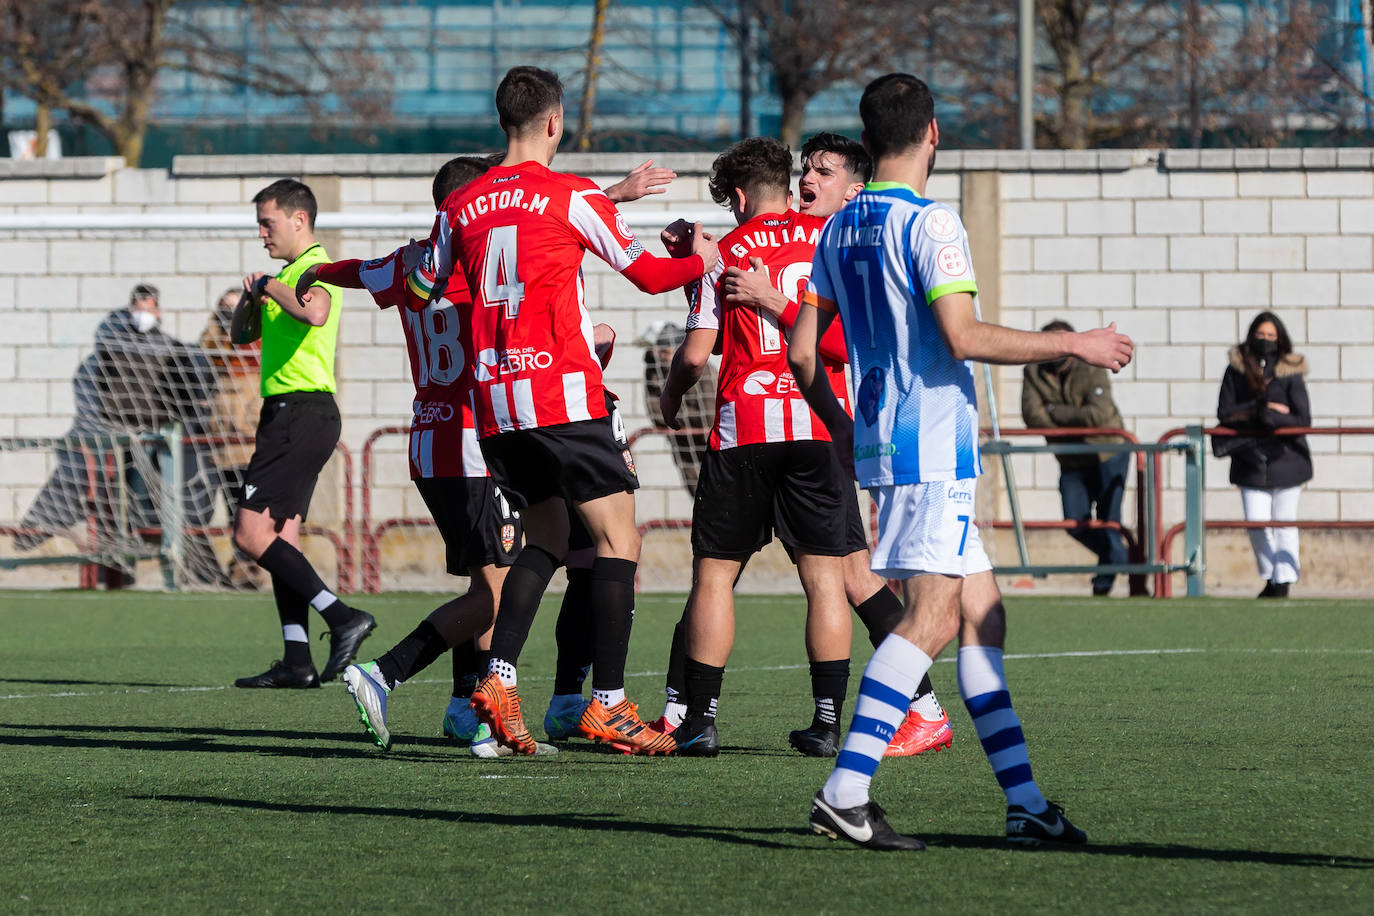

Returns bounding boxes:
[0,646,1369,703]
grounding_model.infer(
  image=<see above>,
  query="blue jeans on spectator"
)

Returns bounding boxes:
[1059,451,1130,595]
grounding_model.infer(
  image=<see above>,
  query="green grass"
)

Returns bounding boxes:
[0,590,1370,913]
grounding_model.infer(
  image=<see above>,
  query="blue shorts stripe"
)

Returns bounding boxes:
[836,749,882,778]
[850,714,897,744]
[994,762,1034,790]
[978,725,1026,756]
[963,689,1011,718]
[858,676,911,712]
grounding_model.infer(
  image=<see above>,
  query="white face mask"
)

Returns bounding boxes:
[131,309,159,334]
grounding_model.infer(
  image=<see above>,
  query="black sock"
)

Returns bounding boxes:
[665,617,688,703]
[272,574,312,668]
[589,557,637,692]
[488,546,560,666]
[376,620,448,689]
[853,585,904,648]
[257,538,350,628]
[684,656,725,720]
[553,567,595,695]
[809,658,850,730]
[451,638,481,698]
[914,671,936,702]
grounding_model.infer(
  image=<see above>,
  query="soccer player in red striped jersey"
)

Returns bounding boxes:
[712,133,954,758]
[653,137,848,756]
[428,66,718,756]
[655,134,951,758]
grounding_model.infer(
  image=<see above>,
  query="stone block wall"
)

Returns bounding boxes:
[2,149,1371,593]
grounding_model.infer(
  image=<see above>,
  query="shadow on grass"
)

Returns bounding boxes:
[0,677,183,687]
[0,722,452,762]
[136,794,1374,868]
[135,794,813,849]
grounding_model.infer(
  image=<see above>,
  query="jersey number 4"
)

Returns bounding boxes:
[481,225,526,319]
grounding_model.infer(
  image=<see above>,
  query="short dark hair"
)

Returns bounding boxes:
[859,73,935,161]
[801,131,871,183]
[496,66,563,134]
[1041,319,1074,333]
[129,282,159,304]
[432,156,493,208]
[253,178,318,229]
[708,136,793,209]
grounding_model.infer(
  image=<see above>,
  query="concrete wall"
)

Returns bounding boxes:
[2,149,1371,594]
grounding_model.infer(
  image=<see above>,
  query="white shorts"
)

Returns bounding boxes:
[868,478,993,579]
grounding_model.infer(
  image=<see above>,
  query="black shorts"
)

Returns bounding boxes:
[691,441,849,560]
[240,391,340,522]
[479,414,638,511]
[781,479,871,563]
[414,476,522,574]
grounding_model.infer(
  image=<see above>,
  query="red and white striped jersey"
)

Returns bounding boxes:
[430,162,643,438]
[685,210,850,450]
[354,243,487,479]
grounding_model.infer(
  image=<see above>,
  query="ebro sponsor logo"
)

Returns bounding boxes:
[474,347,553,381]
[412,401,455,424]
[946,485,973,504]
[853,442,898,460]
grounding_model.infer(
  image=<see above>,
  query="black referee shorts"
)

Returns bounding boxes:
[239,391,340,522]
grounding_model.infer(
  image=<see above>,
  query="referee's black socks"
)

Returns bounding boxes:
[258,537,351,629]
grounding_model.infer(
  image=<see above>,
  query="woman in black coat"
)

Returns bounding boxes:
[1216,311,1312,598]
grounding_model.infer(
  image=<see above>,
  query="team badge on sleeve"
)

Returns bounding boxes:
[924,208,960,242]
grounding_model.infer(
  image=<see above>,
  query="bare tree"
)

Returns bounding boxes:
[575,0,613,151]
[914,0,1366,149]
[0,0,392,166]
[700,0,896,147]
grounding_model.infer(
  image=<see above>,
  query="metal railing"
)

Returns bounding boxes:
[1152,425,1374,598]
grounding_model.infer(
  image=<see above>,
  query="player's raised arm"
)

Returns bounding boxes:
[931,293,1133,372]
[604,159,676,203]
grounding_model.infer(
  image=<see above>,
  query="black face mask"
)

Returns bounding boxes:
[1250,338,1278,361]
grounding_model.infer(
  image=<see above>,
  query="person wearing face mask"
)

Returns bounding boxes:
[1021,319,1130,597]
[1216,311,1312,598]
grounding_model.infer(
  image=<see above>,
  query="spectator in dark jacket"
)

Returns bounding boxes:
[1216,311,1312,598]
[1021,320,1130,596]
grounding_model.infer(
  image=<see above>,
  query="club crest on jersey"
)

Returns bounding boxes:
[614,211,634,243]
[501,523,517,553]
[858,366,887,426]
[622,448,637,477]
[924,208,960,242]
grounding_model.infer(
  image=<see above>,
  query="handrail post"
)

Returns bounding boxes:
[159,426,184,591]
[1183,424,1206,597]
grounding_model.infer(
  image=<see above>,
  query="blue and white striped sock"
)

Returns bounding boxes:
[958,645,1048,813]
[822,635,931,810]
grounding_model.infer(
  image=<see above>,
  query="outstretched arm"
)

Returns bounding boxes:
[604,160,675,203]
[931,292,1134,371]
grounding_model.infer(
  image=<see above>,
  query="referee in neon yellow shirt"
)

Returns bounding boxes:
[229,179,375,689]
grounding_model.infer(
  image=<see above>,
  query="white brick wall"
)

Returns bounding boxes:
[3,150,1374,596]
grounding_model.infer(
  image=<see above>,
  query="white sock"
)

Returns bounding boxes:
[822,635,931,810]
[909,690,944,720]
[593,687,626,708]
[488,657,517,687]
[663,701,688,728]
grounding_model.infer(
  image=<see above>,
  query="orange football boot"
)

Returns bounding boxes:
[468,672,536,755]
[579,697,675,756]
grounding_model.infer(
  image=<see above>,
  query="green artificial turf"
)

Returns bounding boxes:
[0,590,1369,913]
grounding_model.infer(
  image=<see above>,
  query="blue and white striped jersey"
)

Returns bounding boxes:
[803,182,982,486]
